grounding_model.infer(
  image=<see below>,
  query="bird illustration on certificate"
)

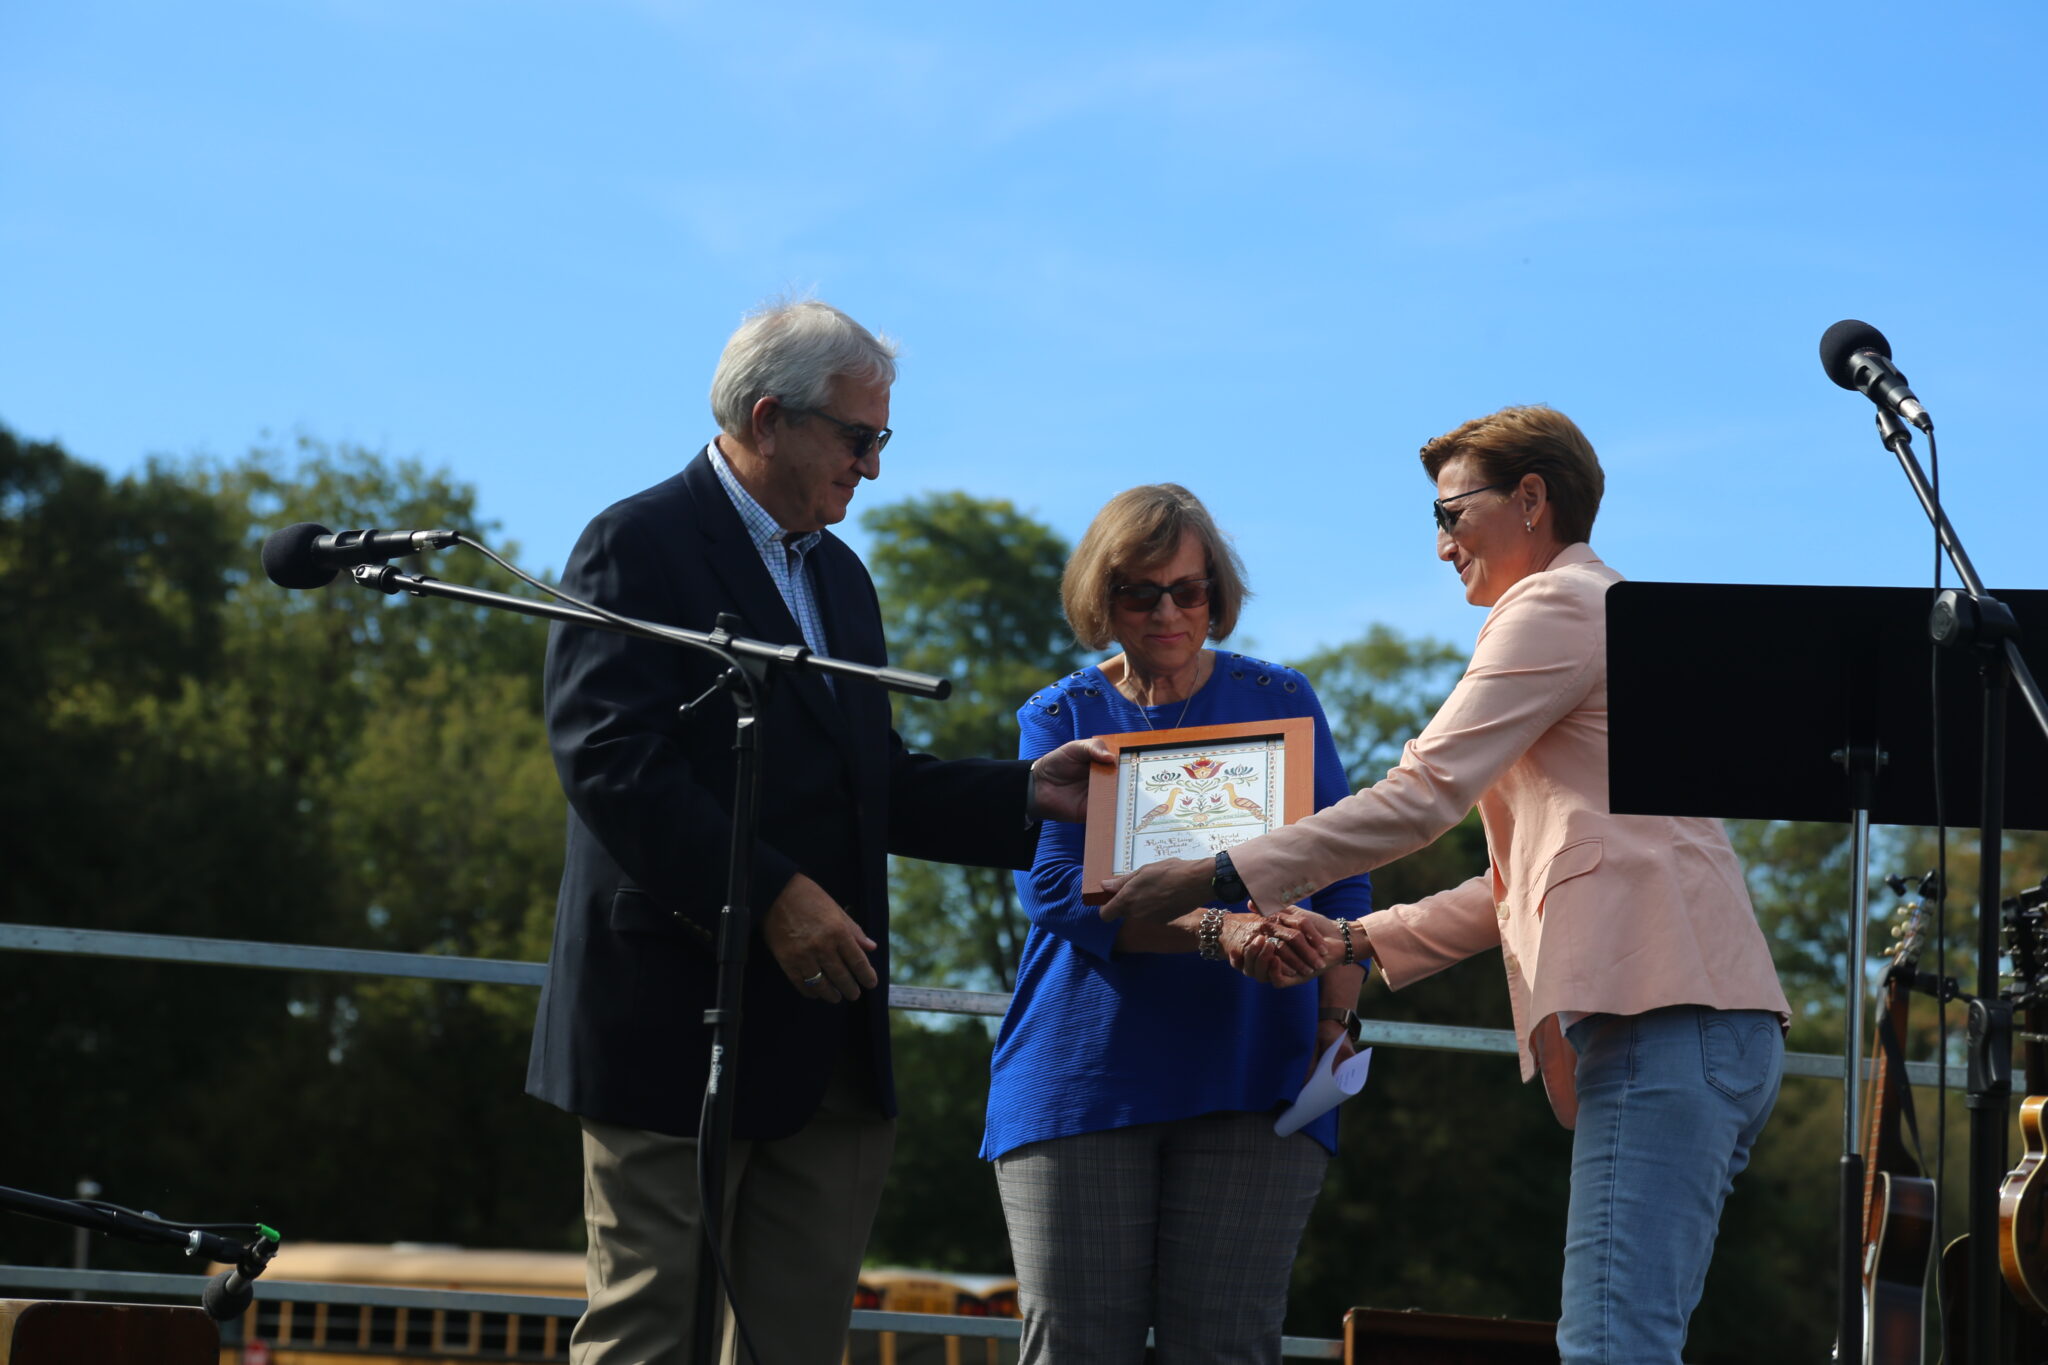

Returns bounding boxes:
[1114,736,1288,874]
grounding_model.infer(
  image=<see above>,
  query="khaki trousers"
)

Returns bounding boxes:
[570,1056,895,1365]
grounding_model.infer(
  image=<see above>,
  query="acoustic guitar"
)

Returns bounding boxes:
[1999,887,2048,1317]
[1862,886,1937,1365]
[1939,878,2048,1362]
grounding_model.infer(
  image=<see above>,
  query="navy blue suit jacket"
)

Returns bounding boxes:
[526,448,1036,1139]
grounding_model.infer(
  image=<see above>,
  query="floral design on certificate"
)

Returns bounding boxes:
[1113,736,1288,874]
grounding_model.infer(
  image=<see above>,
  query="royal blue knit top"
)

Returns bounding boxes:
[981,652,1374,1160]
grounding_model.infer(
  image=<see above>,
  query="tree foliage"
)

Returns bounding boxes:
[1282,620,1577,1332]
[1293,626,1468,788]
[0,426,576,1270]
[861,491,1079,993]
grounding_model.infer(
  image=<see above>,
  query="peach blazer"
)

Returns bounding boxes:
[1231,544,1789,1127]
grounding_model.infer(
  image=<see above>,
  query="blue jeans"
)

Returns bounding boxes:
[1556,1005,1783,1364]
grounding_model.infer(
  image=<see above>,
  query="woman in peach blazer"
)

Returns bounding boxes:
[1099,406,1790,1364]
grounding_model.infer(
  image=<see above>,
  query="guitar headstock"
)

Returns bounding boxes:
[2003,877,2048,1010]
[1883,872,1933,978]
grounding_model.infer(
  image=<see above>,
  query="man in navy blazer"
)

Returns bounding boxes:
[527,299,1100,1364]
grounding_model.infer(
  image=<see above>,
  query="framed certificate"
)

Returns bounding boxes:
[1079,717,1314,905]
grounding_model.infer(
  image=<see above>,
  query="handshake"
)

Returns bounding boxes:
[1215,906,1350,989]
[1098,856,1365,989]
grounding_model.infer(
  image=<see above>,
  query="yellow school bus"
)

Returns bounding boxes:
[220,1242,583,1364]
[853,1269,1019,1365]
[217,1243,1017,1365]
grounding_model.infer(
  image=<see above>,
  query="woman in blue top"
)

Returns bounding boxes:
[985,483,1373,1364]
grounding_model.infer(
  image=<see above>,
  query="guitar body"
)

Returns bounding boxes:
[2002,1094,2048,1316]
[1865,1171,1937,1365]
[1940,1235,2048,1363]
[1859,896,1937,1365]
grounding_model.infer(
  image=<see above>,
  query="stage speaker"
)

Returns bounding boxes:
[1344,1306,1557,1364]
[0,1299,218,1364]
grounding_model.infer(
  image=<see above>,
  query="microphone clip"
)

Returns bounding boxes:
[200,1226,282,1322]
[1873,407,1915,455]
[352,563,408,595]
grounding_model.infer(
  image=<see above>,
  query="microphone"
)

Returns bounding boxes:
[200,1264,260,1321]
[200,1231,280,1322]
[1819,319,1933,433]
[261,523,460,589]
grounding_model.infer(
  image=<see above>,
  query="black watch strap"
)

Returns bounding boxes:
[1212,850,1249,903]
[1317,1007,1363,1045]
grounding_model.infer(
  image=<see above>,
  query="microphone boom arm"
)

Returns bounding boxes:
[349,564,952,699]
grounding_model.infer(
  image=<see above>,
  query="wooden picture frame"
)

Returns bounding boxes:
[1079,717,1314,906]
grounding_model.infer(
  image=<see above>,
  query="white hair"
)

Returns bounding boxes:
[708,298,899,437]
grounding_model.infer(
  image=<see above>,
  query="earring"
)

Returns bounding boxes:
[1524,518,1533,532]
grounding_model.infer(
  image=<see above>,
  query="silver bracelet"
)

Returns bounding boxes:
[1198,906,1227,960]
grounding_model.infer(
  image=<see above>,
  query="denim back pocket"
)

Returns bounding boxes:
[1697,1010,1779,1102]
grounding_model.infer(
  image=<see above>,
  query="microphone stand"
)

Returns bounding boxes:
[348,563,951,1365]
[1868,410,2048,1364]
[1833,742,1882,1365]
[0,1182,280,1318]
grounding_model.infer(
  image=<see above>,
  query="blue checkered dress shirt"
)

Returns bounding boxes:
[708,442,833,675]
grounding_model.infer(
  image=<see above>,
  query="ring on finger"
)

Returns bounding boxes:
[802,971,826,988]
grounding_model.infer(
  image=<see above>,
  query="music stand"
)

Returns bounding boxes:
[1606,581,2048,1363]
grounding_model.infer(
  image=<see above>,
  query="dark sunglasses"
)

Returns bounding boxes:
[1432,482,1513,533]
[1111,577,1214,612]
[783,405,892,459]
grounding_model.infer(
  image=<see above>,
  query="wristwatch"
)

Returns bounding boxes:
[1211,850,1248,904]
[1317,1007,1363,1046]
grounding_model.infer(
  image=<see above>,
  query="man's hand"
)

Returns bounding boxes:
[1027,738,1114,825]
[1096,856,1212,923]
[761,873,879,1004]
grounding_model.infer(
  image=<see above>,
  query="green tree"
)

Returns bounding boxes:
[866,1014,1017,1272]
[859,491,1077,1276]
[862,491,1078,993]
[0,427,579,1268]
[193,436,574,1247]
[1294,626,1469,788]
[1280,627,1577,1333]
[180,433,549,800]
[1,425,324,1269]
[0,428,231,713]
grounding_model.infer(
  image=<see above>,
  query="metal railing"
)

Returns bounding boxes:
[0,921,1998,1088]
[0,1266,1343,1358]
[0,917,1979,1357]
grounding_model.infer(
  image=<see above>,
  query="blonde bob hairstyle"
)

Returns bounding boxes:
[1061,484,1250,652]
[1419,404,1605,546]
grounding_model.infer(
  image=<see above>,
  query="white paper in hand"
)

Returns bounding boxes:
[1273,1039,1373,1137]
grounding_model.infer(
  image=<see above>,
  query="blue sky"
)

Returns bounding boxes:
[4,1,2043,666]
